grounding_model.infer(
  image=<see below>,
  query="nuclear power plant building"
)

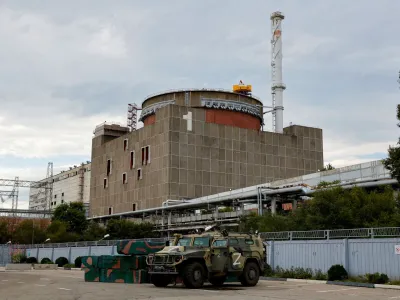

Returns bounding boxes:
[89,89,324,217]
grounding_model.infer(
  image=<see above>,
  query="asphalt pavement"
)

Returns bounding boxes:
[0,269,399,300]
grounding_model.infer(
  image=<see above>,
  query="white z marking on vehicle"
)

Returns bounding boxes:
[232,253,241,266]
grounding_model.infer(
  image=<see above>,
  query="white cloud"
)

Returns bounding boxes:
[0,0,399,189]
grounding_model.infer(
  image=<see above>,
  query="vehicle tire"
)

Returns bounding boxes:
[240,261,260,287]
[151,274,172,287]
[182,262,206,289]
[208,275,226,286]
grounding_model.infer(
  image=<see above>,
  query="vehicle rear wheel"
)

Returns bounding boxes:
[182,262,206,289]
[208,275,226,286]
[240,262,260,287]
[151,274,172,287]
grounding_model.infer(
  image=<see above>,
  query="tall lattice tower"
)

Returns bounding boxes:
[44,162,53,210]
[271,11,286,133]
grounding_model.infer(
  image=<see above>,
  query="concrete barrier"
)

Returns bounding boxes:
[5,264,32,271]
[33,264,58,270]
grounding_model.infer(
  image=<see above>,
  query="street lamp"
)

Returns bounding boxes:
[98,234,110,242]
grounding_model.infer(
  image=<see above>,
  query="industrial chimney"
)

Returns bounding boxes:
[271,11,286,133]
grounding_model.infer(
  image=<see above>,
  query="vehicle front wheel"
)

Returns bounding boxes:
[240,262,260,287]
[151,274,172,287]
[182,262,206,289]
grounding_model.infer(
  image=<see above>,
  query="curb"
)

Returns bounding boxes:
[260,277,400,290]
[327,281,375,289]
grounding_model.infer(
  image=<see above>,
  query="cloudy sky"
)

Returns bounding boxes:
[0,0,399,208]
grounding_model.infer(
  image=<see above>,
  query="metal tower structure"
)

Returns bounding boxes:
[270,11,286,133]
[44,162,53,210]
[127,103,142,132]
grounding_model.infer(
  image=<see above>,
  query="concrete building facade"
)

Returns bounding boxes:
[29,162,91,212]
[89,89,324,217]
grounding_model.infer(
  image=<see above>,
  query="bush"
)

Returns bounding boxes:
[26,257,38,264]
[327,264,348,281]
[273,266,313,279]
[264,263,273,276]
[11,253,27,263]
[314,269,328,280]
[40,257,53,264]
[63,263,75,269]
[366,273,389,284]
[55,257,69,267]
[74,256,82,268]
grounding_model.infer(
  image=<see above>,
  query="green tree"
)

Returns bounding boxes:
[13,220,46,244]
[382,104,400,182]
[46,220,80,243]
[0,221,10,244]
[240,186,400,231]
[52,202,88,235]
[83,221,106,241]
[106,219,159,239]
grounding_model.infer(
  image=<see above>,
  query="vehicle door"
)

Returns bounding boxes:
[228,238,246,271]
[210,239,229,272]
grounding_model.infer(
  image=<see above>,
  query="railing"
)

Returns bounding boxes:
[7,227,400,249]
[21,238,168,249]
[143,88,262,101]
[261,227,400,240]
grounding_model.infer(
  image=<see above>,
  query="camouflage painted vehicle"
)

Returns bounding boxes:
[147,226,266,289]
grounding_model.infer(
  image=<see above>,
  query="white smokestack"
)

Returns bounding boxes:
[271,11,286,133]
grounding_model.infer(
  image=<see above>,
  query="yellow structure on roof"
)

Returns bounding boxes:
[233,80,252,95]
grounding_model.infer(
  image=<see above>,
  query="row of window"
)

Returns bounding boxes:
[51,200,64,206]
[108,203,136,215]
[54,192,64,199]
[103,144,150,188]
[103,168,142,188]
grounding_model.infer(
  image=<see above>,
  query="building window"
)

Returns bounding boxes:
[141,146,150,165]
[137,168,142,180]
[132,203,136,211]
[108,207,113,215]
[107,159,112,176]
[61,200,64,204]
[123,139,128,151]
[61,192,64,197]
[122,172,127,184]
[130,151,135,169]
[54,195,57,199]
[103,178,108,189]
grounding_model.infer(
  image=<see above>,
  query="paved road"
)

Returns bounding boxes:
[0,270,399,300]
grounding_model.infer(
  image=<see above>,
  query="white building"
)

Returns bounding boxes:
[29,162,91,214]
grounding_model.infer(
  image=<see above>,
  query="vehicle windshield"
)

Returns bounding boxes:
[212,239,228,247]
[193,237,210,247]
[176,237,192,246]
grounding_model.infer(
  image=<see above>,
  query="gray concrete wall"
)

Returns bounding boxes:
[267,238,400,280]
[90,103,323,216]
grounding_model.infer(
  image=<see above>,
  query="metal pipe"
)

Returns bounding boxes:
[305,179,398,195]
[89,179,397,221]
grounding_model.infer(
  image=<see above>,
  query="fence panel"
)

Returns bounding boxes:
[348,238,400,280]
[37,248,53,263]
[0,246,11,266]
[269,240,345,273]
[70,247,91,264]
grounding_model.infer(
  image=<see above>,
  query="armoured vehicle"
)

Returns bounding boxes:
[147,226,266,288]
